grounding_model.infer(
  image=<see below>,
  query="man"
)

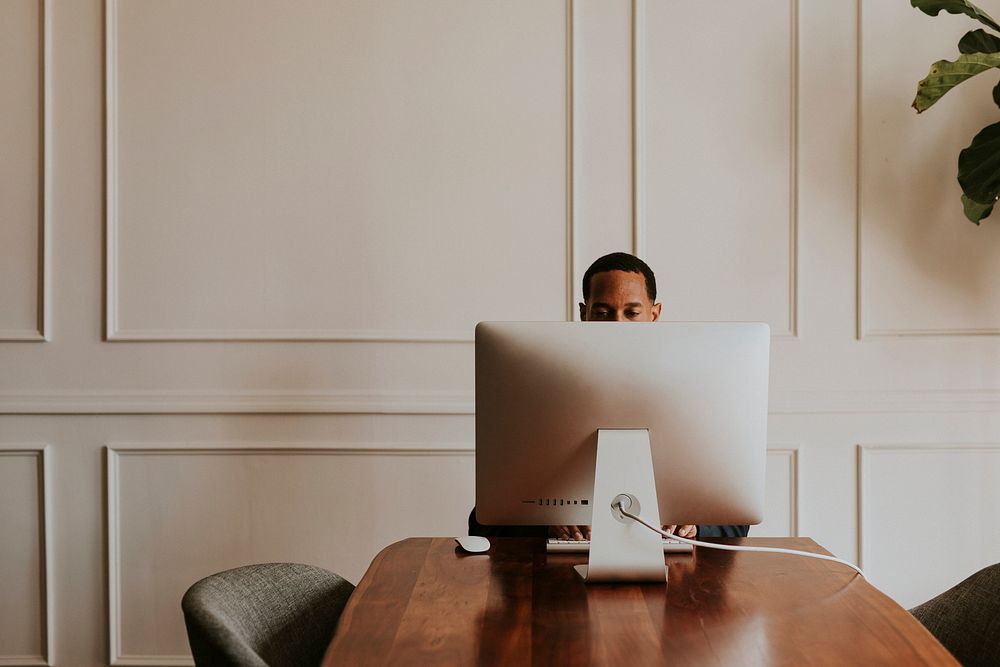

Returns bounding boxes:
[469,252,749,540]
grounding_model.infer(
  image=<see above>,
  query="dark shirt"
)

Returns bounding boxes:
[468,508,748,539]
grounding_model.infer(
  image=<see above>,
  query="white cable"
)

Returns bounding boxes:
[614,502,865,579]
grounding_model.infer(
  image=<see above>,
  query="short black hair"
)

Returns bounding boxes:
[582,252,657,302]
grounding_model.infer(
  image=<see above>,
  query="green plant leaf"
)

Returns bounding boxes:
[911,0,1000,32]
[958,28,1000,53]
[961,194,993,223]
[958,120,1000,211]
[912,53,1000,111]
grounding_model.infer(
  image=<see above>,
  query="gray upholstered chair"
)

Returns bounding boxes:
[910,563,1000,667]
[181,563,354,667]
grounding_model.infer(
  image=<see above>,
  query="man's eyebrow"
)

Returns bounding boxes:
[589,301,645,309]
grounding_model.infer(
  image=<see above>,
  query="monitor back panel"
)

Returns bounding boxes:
[475,321,769,527]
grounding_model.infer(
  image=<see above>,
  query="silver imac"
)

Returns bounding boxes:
[475,321,770,582]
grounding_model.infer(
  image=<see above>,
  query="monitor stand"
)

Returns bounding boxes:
[574,428,668,583]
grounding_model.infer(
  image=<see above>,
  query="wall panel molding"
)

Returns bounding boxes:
[632,0,799,338]
[857,238,1000,338]
[0,389,475,415]
[768,389,1000,414]
[857,443,1000,607]
[0,445,52,667]
[766,447,800,537]
[855,0,1000,339]
[857,443,1000,570]
[0,0,50,342]
[103,0,575,342]
[630,0,646,260]
[861,327,1000,338]
[105,441,797,664]
[565,0,576,322]
[4,388,1000,415]
[106,443,472,666]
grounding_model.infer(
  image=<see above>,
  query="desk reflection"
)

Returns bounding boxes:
[475,542,766,665]
[322,538,955,667]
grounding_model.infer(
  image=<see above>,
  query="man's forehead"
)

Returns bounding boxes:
[588,270,649,295]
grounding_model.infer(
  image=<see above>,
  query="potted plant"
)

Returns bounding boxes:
[911,0,1000,223]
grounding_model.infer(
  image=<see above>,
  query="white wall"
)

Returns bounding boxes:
[2,1,1000,664]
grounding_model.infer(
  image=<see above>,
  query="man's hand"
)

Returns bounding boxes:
[549,525,590,541]
[664,524,697,538]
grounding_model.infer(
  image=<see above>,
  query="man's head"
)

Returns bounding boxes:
[579,252,661,322]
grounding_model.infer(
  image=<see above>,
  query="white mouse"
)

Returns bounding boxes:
[455,535,491,553]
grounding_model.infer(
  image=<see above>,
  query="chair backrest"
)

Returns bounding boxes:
[910,563,1000,667]
[181,563,355,667]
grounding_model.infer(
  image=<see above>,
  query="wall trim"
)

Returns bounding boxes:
[0,445,53,667]
[0,330,47,341]
[566,0,576,322]
[631,0,799,338]
[854,0,863,340]
[630,0,646,260]
[859,327,1000,339]
[105,443,472,666]
[767,447,800,537]
[103,0,575,342]
[857,443,1000,570]
[4,388,1000,415]
[104,0,120,343]
[769,389,1000,414]
[1,0,50,342]
[107,442,474,454]
[786,0,800,339]
[105,328,479,343]
[0,389,475,414]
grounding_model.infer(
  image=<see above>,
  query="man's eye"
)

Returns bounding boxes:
[626,311,641,318]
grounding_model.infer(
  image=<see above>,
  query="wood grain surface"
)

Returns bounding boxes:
[322,537,957,666]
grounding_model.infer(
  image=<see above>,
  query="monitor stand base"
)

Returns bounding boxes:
[575,429,667,583]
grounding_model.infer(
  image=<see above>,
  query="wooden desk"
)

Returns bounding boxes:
[322,537,956,666]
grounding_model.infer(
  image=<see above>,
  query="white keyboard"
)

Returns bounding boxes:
[546,538,693,553]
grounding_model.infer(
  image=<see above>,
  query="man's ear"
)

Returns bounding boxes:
[578,302,587,322]
[651,303,662,321]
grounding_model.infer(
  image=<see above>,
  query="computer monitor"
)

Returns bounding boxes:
[475,321,769,582]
